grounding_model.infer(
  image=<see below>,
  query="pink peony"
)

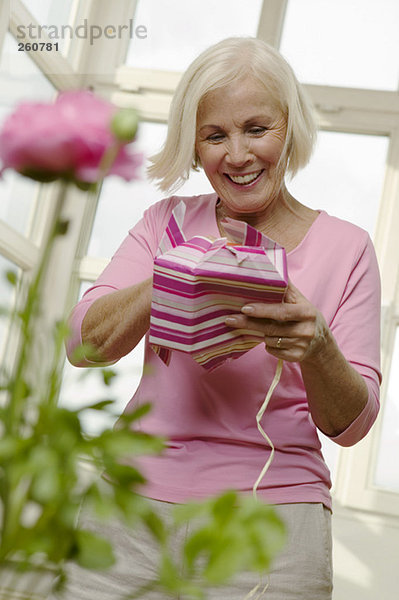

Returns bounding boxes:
[0,90,142,186]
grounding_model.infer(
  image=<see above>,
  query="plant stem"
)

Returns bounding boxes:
[5,182,68,432]
[0,182,69,557]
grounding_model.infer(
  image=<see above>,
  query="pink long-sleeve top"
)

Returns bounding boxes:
[67,194,382,510]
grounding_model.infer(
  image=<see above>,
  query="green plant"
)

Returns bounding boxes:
[0,207,165,590]
[136,490,286,599]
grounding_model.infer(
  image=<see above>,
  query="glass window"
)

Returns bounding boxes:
[0,255,20,361]
[280,0,399,90]
[374,326,399,492]
[18,0,76,54]
[287,131,388,237]
[1,33,56,102]
[287,130,388,481]
[0,172,40,236]
[318,434,339,485]
[0,33,56,236]
[88,121,212,258]
[126,0,263,71]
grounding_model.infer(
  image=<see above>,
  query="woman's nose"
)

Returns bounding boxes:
[225,137,252,166]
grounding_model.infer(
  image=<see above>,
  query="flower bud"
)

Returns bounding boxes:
[111,108,139,142]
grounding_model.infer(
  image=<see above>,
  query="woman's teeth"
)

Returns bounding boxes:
[228,171,262,185]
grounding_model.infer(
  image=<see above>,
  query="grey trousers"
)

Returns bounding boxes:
[54,500,332,600]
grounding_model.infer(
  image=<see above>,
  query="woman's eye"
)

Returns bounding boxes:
[207,133,224,142]
[248,126,266,135]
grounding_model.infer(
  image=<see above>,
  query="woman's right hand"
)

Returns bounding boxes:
[81,277,153,363]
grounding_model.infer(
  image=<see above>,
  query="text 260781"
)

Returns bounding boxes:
[18,42,59,52]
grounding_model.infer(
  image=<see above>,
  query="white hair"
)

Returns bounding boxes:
[148,37,317,193]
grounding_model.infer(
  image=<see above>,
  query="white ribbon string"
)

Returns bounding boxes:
[244,577,270,600]
[244,359,284,600]
[253,358,284,499]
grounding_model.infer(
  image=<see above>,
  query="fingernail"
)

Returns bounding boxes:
[241,305,254,314]
[225,317,238,325]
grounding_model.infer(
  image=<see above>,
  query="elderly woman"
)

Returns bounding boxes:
[65,37,381,600]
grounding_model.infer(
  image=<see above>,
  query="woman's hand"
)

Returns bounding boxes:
[225,280,369,436]
[79,277,153,364]
[225,280,330,363]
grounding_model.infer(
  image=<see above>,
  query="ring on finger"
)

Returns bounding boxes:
[276,337,282,348]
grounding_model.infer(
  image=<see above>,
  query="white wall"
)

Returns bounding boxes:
[333,502,399,600]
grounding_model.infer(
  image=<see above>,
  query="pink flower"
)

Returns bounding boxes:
[0,90,142,186]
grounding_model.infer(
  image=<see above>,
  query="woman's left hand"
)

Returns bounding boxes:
[225,280,330,363]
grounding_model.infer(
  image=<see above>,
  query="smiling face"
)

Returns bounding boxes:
[196,77,288,224]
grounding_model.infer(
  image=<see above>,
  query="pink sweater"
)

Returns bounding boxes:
[67,194,382,510]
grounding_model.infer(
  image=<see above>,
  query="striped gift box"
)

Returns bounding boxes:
[149,201,288,370]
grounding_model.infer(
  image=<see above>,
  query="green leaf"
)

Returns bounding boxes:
[74,179,96,192]
[157,552,181,592]
[117,402,153,424]
[5,269,18,286]
[103,463,146,487]
[30,467,61,503]
[20,167,62,183]
[158,551,205,597]
[110,486,147,524]
[58,503,81,529]
[172,501,210,525]
[83,399,115,412]
[28,447,61,503]
[140,507,167,544]
[100,429,164,457]
[54,219,69,236]
[75,529,115,570]
[100,368,117,386]
[53,319,70,342]
[203,536,245,584]
[211,490,237,524]
[8,377,31,399]
[177,495,286,586]
[158,552,206,598]
[70,342,104,364]
[0,436,26,460]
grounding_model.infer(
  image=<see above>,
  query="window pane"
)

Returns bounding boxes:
[287,131,388,237]
[19,0,76,54]
[1,33,56,101]
[288,130,388,480]
[126,0,263,71]
[374,326,399,492]
[0,33,55,235]
[280,0,399,90]
[319,434,339,485]
[88,121,212,258]
[0,255,20,362]
[0,172,39,236]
